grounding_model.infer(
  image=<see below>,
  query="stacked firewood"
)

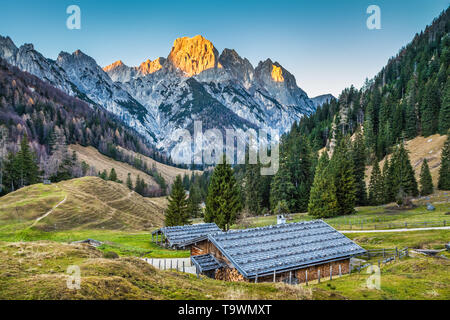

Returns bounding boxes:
[215,267,247,282]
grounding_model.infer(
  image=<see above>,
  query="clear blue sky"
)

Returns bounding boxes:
[0,0,448,97]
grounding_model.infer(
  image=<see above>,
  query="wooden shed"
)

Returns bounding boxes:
[151,223,222,250]
[190,220,366,283]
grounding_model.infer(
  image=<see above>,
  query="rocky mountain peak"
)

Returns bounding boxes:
[138,57,165,75]
[271,64,284,82]
[103,60,126,73]
[0,35,18,62]
[218,49,254,88]
[167,35,219,77]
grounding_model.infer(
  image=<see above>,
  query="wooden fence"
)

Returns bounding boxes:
[355,247,408,273]
[335,219,448,231]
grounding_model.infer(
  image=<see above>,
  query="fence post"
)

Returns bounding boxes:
[273,270,276,283]
[183,261,185,273]
[177,260,179,271]
[289,271,292,285]
[339,265,342,277]
[170,260,173,270]
[158,260,161,269]
[305,270,308,286]
[255,273,258,283]
[164,259,166,270]
[330,265,332,281]
[318,269,321,283]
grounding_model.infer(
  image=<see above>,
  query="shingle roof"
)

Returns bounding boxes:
[208,220,366,279]
[154,223,222,248]
[191,254,224,272]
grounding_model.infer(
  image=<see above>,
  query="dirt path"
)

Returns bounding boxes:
[31,195,67,227]
[341,226,450,233]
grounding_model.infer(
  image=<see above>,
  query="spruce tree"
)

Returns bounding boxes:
[330,138,356,215]
[269,158,296,211]
[382,158,395,203]
[205,157,241,230]
[368,161,384,205]
[308,152,339,218]
[109,168,117,182]
[126,173,133,190]
[438,79,450,134]
[99,169,108,180]
[187,183,202,218]
[438,134,450,190]
[165,175,190,226]
[391,143,419,198]
[352,129,367,205]
[419,159,434,196]
[244,161,263,215]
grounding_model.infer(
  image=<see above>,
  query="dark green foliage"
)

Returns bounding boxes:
[439,79,450,134]
[187,182,202,218]
[3,134,40,192]
[99,170,108,180]
[205,157,241,230]
[269,159,296,211]
[390,143,419,198]
[352,129,367,205]
[368,161,384,205]
[330,137,356,215]
[126,173,133,190]
[438,134,450,190]
[382,159,395,203]
[164,175,190,227]
[419,159,434,196]
[109,168,118,182]
[308,152,339,218]
[134,175,148,196]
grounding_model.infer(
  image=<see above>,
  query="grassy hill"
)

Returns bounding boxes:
[0,240,447,300]
[365,134,448,187]
[69,144,199,188]
[0,241,312,300]
[0,177,165,232]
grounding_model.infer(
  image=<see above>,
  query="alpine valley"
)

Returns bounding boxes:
[0,34,328,153]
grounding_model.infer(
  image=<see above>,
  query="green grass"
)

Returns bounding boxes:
[0,228,189,258]
[312,256,450,300]
[0,241,312,300]
[236,199,450,231]
[346,229,450,250]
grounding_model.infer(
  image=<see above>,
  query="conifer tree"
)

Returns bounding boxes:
[419,159,434,196]
[391,143,419,198]
[99,169,107,180]
[382,158,395,203]
[269,158,296,211]
[165,175,190,226]
[368,161,384,205]
[352,129,367,205]
[187,183,202,218]
[308,152,339,218]
[126,173,133,190]
[109,168,117,182]
[205,157,241,230]
[438,134,450,190]
[438,79,450,134]
[330,138,356,215]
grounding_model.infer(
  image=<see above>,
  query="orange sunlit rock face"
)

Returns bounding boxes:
[103,60,124,72]
[138,58,164,75]
[271,65,284,82]
[168,35,219,77]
